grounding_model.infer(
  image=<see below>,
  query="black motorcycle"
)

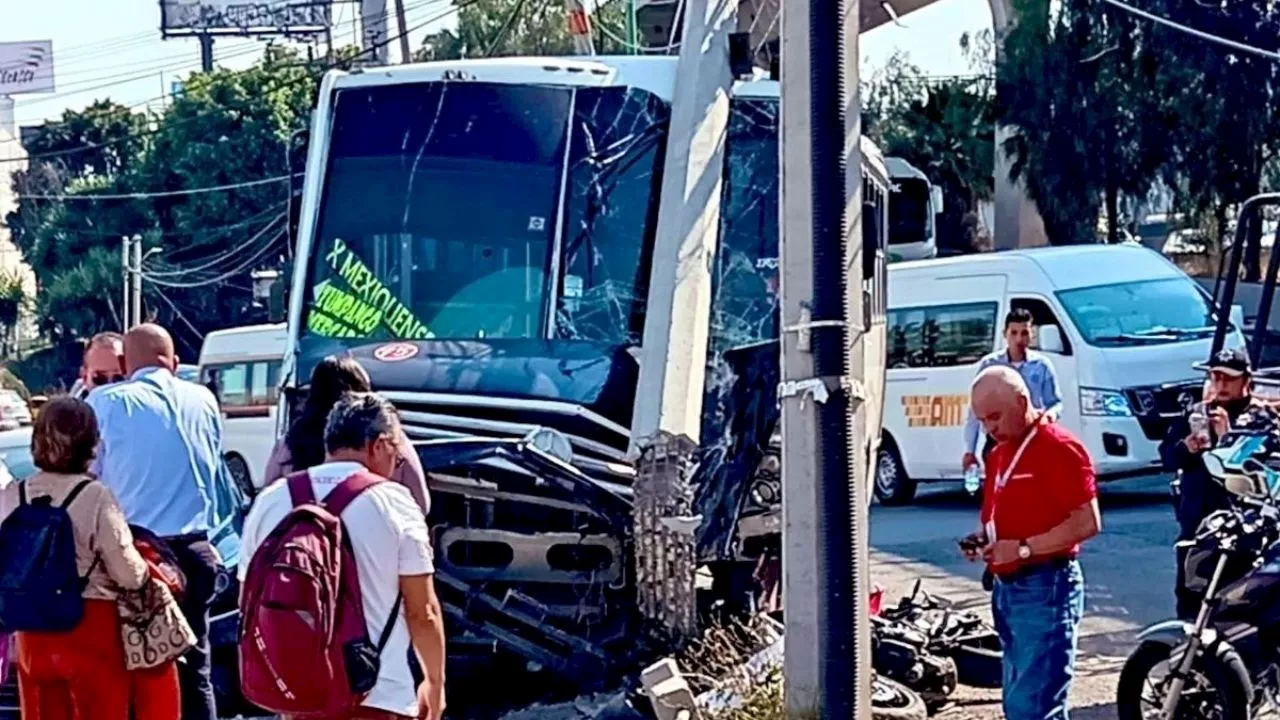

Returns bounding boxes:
[1118,434,1280,720]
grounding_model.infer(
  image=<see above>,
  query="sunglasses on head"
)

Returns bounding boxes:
[92,372,126,386]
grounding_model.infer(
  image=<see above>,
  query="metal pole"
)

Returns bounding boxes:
[780,0,869,714]
[199,34,214,72]
[626,0,639,54]
[393,0,413,63]
[121,236,130,332]
[131,235,143,327]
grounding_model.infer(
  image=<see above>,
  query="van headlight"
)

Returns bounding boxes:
[1080,388,1133,417]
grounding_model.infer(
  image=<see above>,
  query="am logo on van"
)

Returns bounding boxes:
[901,394,968,428]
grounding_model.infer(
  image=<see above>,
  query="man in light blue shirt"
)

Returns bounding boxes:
[961,308,1064,473]
[87,324,222,720]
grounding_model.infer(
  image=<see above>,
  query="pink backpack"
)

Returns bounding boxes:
[238,471,402,719]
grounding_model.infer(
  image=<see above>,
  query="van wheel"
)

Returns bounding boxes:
[225,453,255,500]
[875,444,917,505]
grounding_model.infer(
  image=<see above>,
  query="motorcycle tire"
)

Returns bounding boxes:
[871,674,928,720]
[1117,640,1250,720]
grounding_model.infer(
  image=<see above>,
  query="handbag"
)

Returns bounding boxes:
[117,573,196,671]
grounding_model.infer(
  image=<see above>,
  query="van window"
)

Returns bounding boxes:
[1056,277,1216,347]
[1010,297,1073,355]
[889,302,997,368]
[202,361,281,408]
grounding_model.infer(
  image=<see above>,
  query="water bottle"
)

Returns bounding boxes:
[1189,406,1210,445]
[964,464,982,495]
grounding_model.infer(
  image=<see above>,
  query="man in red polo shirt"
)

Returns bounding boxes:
[961,366,1102,720]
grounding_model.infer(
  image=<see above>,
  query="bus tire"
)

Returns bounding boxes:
[875,442,916,506]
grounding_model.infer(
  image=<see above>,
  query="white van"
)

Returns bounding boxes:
[197,323,287,496]
[875,244,1247,504]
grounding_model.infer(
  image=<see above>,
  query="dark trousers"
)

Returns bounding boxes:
[1174,544,1202,621]
[164,532,221,720]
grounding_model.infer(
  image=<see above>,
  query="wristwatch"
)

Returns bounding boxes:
[1018,541,1032,560]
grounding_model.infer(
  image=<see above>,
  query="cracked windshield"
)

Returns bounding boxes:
[302,81,668,348]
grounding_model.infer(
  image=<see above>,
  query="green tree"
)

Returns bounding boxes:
[418,0,627,60]
[997,0,1166,245]
[6,49,323,357]
[862,46,995,254]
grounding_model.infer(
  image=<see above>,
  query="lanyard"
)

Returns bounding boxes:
[986,419,1041,541]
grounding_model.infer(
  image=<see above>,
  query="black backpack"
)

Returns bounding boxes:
[0,480,98,633]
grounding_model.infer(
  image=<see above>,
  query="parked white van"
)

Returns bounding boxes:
[875,244,1247,504]
[198,323,287,497]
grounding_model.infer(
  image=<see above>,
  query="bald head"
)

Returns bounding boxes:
[970,366,1035,443]
[124,324,177,375]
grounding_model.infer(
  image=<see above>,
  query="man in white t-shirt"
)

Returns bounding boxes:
[239,392,446,720]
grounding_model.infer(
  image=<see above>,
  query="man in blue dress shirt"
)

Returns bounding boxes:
[962,307,1064,474]
[87,324,224,720]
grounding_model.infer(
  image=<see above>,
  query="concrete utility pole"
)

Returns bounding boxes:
[121,235,130,332]
[360,0,390,64]
[629,0,739,645]
[131,235,143,327]
[780,0,871,717]
[393,0,413,63]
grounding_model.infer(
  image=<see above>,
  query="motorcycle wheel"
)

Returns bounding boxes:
[871,674,928,720]
[1117,640,1250,720]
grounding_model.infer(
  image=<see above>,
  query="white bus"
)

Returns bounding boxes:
[884,156,943,262]
[197,323,287,496]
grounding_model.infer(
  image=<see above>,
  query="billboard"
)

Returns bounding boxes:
[0,41,55,96]
[160,0,331,37]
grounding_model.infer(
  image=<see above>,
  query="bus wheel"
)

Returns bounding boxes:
[875,443,917,506]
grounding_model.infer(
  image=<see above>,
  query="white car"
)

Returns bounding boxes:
[0,391,32,430]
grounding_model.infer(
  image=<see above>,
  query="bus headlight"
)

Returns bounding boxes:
[1080,388,1134,417]
[525,427,574,464]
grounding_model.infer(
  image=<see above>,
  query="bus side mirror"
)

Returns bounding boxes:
[931,186,944,215]
[1038,325,1065,354]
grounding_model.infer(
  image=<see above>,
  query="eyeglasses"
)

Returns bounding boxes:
[91,372,126,387]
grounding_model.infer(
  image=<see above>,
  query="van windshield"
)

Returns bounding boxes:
[1056,277,1218,347]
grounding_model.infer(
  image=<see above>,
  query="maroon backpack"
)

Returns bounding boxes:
[238,471,402,719]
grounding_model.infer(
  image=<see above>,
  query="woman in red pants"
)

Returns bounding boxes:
[0,397,181,720]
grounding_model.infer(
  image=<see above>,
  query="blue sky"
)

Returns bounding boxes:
[4,0,993,127]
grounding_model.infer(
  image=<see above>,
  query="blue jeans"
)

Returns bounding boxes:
[992,559,1085,720]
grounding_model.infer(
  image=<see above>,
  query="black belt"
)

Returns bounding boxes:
[161,530,209,545]
[996,556,1072,583]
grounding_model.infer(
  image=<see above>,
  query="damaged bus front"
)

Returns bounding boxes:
[283,56,888,688]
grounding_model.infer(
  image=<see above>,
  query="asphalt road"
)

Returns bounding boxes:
[870,474,1179,719]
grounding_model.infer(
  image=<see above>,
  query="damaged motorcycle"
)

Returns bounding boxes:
[871,581,1003,711]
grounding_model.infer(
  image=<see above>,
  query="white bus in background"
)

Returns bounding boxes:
[884,156,943,262]
[198,323,287,497]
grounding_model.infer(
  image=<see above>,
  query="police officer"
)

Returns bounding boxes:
[1160,347,1279,619]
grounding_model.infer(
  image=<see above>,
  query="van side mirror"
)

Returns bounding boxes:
[931,186,944,215]
[1037,325,1065,354]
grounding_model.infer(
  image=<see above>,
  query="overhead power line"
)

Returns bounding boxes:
[16,174,295,201]
[145,212,286,278]
[1100,0,1280,62]
[142,228,288,288]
